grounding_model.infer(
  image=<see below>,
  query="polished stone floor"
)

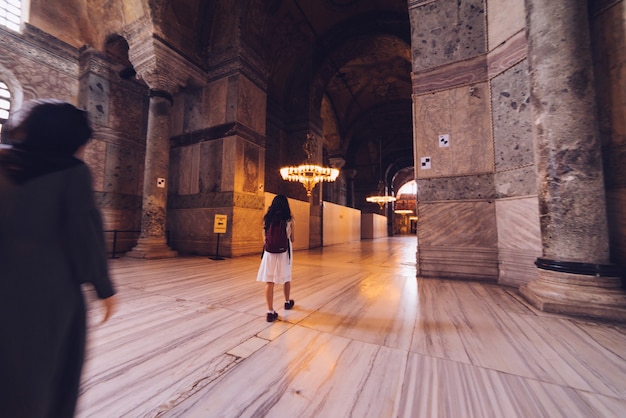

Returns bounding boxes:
[76,236,626,418]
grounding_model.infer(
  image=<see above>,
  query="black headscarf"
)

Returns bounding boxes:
[0,99,92,184]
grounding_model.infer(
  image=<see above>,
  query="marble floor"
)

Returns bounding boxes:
[76,236,626,418]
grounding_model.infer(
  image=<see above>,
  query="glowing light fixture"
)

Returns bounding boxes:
[367,187,397,210]
[280,134,340,196]
[280,164,340,196]
[366,140,396,210]
[394,209,413,215]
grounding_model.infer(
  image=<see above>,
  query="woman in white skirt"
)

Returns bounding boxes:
[256,194,295,322]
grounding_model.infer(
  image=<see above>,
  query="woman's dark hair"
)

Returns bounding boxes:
[1,99,93,157]
[264,194,292,230]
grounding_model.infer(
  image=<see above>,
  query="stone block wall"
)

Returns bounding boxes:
[0,25,149,256]
[79,48,149,254]
[411,0,497,282]
[410,0,539,284]
[168,71,268,257]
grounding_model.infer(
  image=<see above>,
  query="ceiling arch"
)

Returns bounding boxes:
[148,0,416,208]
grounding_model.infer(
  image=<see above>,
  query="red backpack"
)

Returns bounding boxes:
[264,220,289,253]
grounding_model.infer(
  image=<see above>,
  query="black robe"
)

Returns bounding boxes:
[0,147,115,417]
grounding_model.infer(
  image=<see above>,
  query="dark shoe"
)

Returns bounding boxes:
[284,300,295,310]
[266,311,278,322]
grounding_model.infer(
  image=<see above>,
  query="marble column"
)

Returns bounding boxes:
[344,169,357,208]
[520,0,626,320]
[126,87,177,259]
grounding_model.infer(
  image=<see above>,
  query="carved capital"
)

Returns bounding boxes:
[123,18,205,95]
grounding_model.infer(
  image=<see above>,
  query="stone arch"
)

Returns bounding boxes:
[104,33,136,78]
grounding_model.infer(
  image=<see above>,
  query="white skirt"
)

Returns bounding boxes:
[256,242,293,284]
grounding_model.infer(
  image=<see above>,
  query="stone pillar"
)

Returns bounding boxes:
[328,157,345,204]
[520,0,626,320]
[122,18,205,258]
[126,86,178,259]
[344,169,357,208]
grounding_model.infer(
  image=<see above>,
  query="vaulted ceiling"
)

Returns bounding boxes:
[171,0,415,199]
[255,0,414,198]
[33,0,415,201]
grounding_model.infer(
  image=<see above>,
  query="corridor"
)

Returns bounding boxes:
[76,237,626,417]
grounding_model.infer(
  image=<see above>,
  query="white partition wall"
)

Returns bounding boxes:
[322,201,361,246]
[361,213,388,239]
[264,193,310,250]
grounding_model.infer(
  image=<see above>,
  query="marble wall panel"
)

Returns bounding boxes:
[199,140,223,194]
[487,30,527,79]
[205,77,229,128]
[182,88,206,134]
[414,84,493,179]
[494,166,537,198]
[411,29,527,96]
[417,200,498,281]
[409,0,486,72]
[167,208,230,256]
[416,173,496,201]
[417,201,497,247]
[233,192,265,211]
[169,147,181,195]
[168,192,236,210]
[417,246,499,281]
[176,144,200,195]
[238,75,267,135]
[487,0,526,50]
[495,197,541,252]
[491,60,533,172]
[497,247,538,287]
[103,143,142,195]
[231,206,266,256]
[222,136,236,192]
[225,136,264,196]
[414,89,451,172]
[495,196,541,287]
[226,75,240,123]
[170,94,185,137]
[242,141,261,194]
[412,54,488,95]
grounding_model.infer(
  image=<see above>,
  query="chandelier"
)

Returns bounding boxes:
[366,139,396,210]
[280,134,340,196]
[366,180,397,210]
[280,164,339,196]
[394,209,413,215]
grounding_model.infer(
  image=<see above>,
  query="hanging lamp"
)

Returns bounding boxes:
[366,139,396,210]
[280,134,340,197]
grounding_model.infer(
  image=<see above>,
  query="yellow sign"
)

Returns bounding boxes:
[214,214,227,234]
